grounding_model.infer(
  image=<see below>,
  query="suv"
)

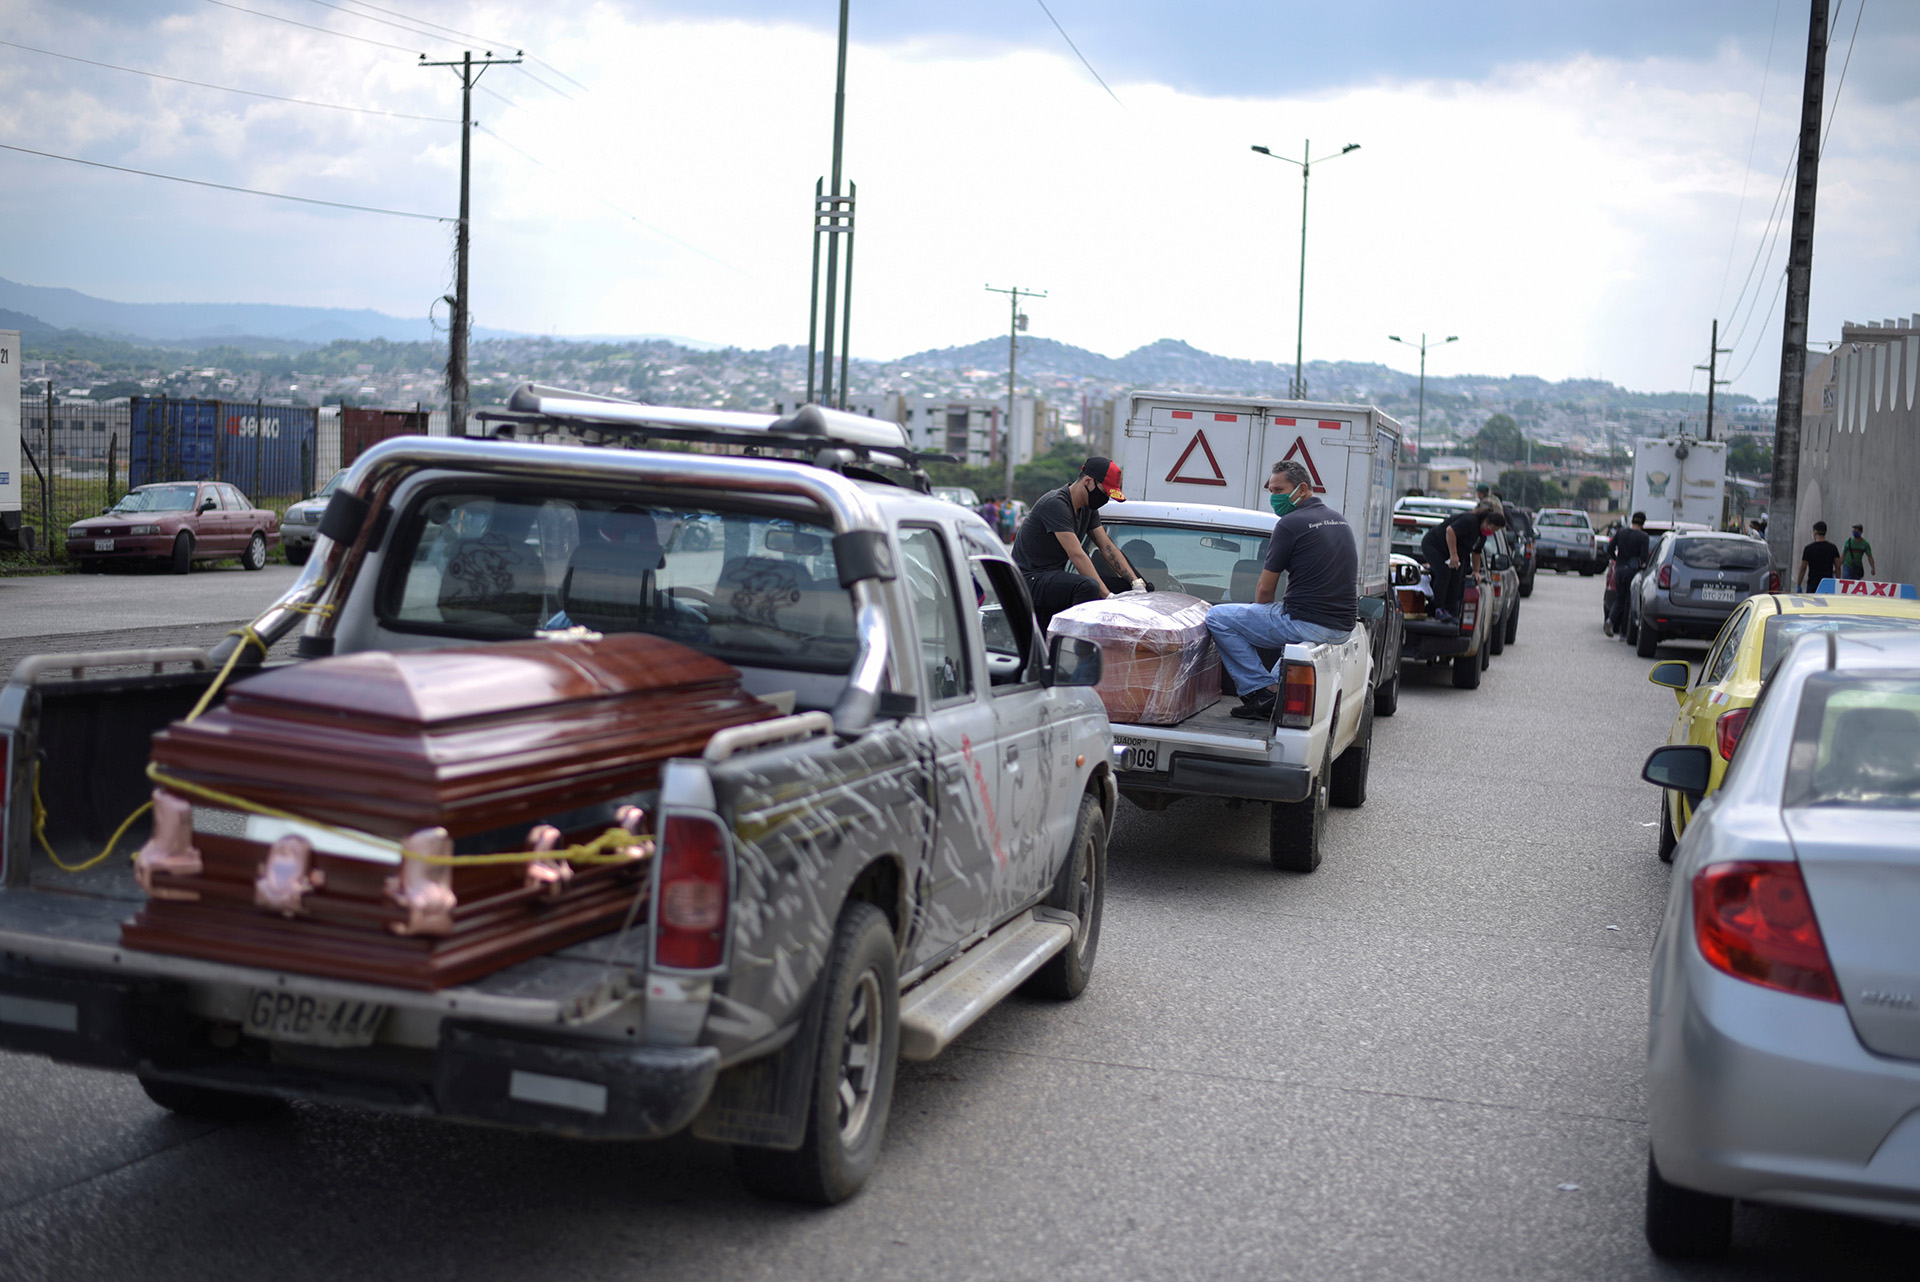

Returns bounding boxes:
[1533,508,1600,574]
[1627,531,1779,657]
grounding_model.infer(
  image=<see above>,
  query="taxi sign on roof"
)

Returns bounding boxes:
[1814,578,1920,600]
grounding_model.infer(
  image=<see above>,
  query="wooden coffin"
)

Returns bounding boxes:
[121,634,776,989]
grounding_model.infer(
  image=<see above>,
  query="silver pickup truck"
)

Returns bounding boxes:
[0,393,1117,1205]
[1073,500,1377,871]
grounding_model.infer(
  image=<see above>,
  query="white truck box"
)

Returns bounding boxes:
[1630,435,1726,529]
[1118,391,1402,597]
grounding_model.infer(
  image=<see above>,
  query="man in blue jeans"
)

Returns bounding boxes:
[1207,459,1358,720]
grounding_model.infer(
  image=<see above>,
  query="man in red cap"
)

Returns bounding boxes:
[1012,456,1146,629]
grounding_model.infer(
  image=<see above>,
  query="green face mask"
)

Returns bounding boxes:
[1270,486,1301,517]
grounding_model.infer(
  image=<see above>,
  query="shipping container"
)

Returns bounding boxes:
[130,398,318,498]
[340,406,428,466]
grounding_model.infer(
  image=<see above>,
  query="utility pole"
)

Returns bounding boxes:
[807,0,856,410]
[1694,319,1732,441]
[421,48,521,437]
[1253,140,1360,400]
[1768,0,1827,574]
[986,285,1045,499]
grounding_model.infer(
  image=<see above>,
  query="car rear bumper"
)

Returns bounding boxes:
[1400,618,1474,659]
[1536,545,1598,567]
[1645,598,1741,637]
[1649,949,1920,1221]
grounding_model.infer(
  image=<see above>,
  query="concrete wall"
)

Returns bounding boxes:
[1796,316,1920,585]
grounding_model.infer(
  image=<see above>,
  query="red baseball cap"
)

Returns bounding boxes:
[1081,457,1125,501]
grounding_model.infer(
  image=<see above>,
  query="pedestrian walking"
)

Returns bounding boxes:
[1206,460,1359,719]
[1010,458,1143,629]
[978,495,1000,535]
[1798,522,1842,590]
[1606,511,1651,639]
[1422,506,1506,627]
[1840,523,1876,581]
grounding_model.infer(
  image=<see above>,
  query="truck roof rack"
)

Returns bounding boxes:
[476,384,951,491]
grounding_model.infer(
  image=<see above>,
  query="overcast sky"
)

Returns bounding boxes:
[5,1,1917,397]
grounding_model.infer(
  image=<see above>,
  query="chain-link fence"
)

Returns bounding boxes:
[12,393,332,565]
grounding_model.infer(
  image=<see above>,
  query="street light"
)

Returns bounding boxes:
[1252,140,1360,400]
[1388,333,1458,477]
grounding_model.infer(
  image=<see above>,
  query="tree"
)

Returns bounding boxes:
[1471,413,1525,463]
[1576,476,1612,504]
[1726,435,1772,476]
[1496,469,1563,509]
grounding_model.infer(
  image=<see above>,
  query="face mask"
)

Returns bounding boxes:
[1270,485,1303,517]
[1085,482,1110,510]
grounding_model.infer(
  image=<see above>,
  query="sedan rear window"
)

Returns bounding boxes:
[381,490,857,672]
[1786,676,1920,809]
[1536,512,1590,528]
[1674,539,1769,571]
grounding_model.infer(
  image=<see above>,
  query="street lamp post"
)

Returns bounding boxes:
[1252,140,1359,400]
[1388,333,1458,479]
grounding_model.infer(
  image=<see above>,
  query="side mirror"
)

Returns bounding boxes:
[1647,660,1691,694]
[1047,635,1103,688]
[198,499,217,513]
[1642,744,1711,797]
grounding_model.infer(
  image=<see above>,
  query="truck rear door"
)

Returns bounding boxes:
[1127,402,1258,507]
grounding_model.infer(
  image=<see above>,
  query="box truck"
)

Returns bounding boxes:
[1630,434,1726,530]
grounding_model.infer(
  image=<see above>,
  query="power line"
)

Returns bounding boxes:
[1714,0,1781,321]
[473,123,747,275]
[1732,273,1789,381]
[330,0,588,90]
[1820,0,1865,155]
[201,0,426,54]
[0,37,454,122]
[1034,0,1122,106]
[0,140,449,220]
[293,2,575,100]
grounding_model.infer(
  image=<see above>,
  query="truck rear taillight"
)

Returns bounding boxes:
[1692,861,1839,1002]
[1715,707,1750,760]
[1280,662,1315,729]
[654,814,730,971]
[1460,586,1477,631]
[1657,565,1672,589]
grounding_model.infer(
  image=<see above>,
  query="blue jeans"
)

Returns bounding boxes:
[1206,602,1352,696]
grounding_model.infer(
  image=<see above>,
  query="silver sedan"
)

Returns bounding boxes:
[1640,630,1920,1257]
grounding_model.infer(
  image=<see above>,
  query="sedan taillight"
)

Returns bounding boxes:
[1657,564,1672,589]
[1692,861,1839,1002]
[1715,707,1750,760]
[654,814,730,971]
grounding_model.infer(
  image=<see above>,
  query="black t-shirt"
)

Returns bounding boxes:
[1423,511,1486,562]
[1802,540,1841,585]
[1011,484,1101,575]
[1263,496,1358,631]
[1612,526,1651,566]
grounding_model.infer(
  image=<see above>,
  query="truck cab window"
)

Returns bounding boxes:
[897,526,973,703]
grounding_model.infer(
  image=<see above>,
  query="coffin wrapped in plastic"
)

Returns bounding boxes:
[121,634,776,989]
[1047,592,1222,726]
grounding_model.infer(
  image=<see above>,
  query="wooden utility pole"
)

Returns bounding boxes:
[421,49,521,437]
[1695,319,1731,441]
[1768,0,1827,572]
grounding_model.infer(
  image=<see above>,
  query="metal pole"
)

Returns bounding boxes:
[1006,289,1019,499]
[1705,318,1718,442]
[1416,338,1426,471]
[839,181,855,410]
[806,177,823,404]
[451,50,472,437]
[1768,0,1827,575]
[1295,140,1310,400]
[42,379,53,562]
[819,0,851,410]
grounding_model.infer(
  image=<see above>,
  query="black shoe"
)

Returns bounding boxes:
[1229,690,1277,720]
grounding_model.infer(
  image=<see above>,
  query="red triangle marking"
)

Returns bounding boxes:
[1281,437,1327,493]
[1165,429,1230,486]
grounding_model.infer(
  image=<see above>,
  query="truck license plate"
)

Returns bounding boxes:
[244,989,386,1047]
[93,539,114,551]
[1114,736,1161,772]
[1699,585,1739,603]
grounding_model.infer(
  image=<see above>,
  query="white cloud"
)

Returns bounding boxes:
[2,2,1914,397]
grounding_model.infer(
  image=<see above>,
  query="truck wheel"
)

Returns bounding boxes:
[1270,741,1330,872]
[1624,610,1639,647]
[1025,793,1106,999]
[734,901,899,1205]
[285,543,311,566]
[1489,616,1505,656]
[1519,574,1534,599]
[1480,637,1492,671]
[1452,651,1481,689]
[1503,601,1520,647]
[1373,669,1400,718]
[139,1075,285,1121]
[1329,691,1372,809]
[1657,792,1679,863]
[241,532,267,571]
[170,532,193,575]
[1636,621,1662,658]
[1645,1151,1732,1259]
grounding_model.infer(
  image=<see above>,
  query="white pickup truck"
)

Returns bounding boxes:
[1073,499,1375,872]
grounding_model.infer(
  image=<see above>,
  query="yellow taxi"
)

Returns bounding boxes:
[1646,578,1920,860]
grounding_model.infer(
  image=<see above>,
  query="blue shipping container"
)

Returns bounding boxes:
[130,399,318,497]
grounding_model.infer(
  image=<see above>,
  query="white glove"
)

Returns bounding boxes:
[1130,578,1147,593]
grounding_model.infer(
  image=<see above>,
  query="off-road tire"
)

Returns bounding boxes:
[169,532,193,575]
[1452,650,1481,689]
[1644,1151,1733,1259]
[1025,793,1106,999]
[1489,614,1505,655]
[1503,601,1520,646]
[242,531,267,571]
[139,1075,285,1121]
[1519,573,1535,599]
[285,543,311,566]
[1329,691,1373,809]
[1374,668,1400,718]
[1625,611,1640,647]
[1480,637,1492,670]
[734,902,899,1205]
[1657,791,1679,863]
[1637,621,1662,658]
[1270,739,1331,872]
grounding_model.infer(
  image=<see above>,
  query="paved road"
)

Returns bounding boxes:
[0,565,300,640]
[2,573,1914,1280]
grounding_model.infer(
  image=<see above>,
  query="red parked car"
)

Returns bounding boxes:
[65,481,281,574]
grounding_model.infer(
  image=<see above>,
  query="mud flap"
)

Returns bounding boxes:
[690,988,824,1151]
